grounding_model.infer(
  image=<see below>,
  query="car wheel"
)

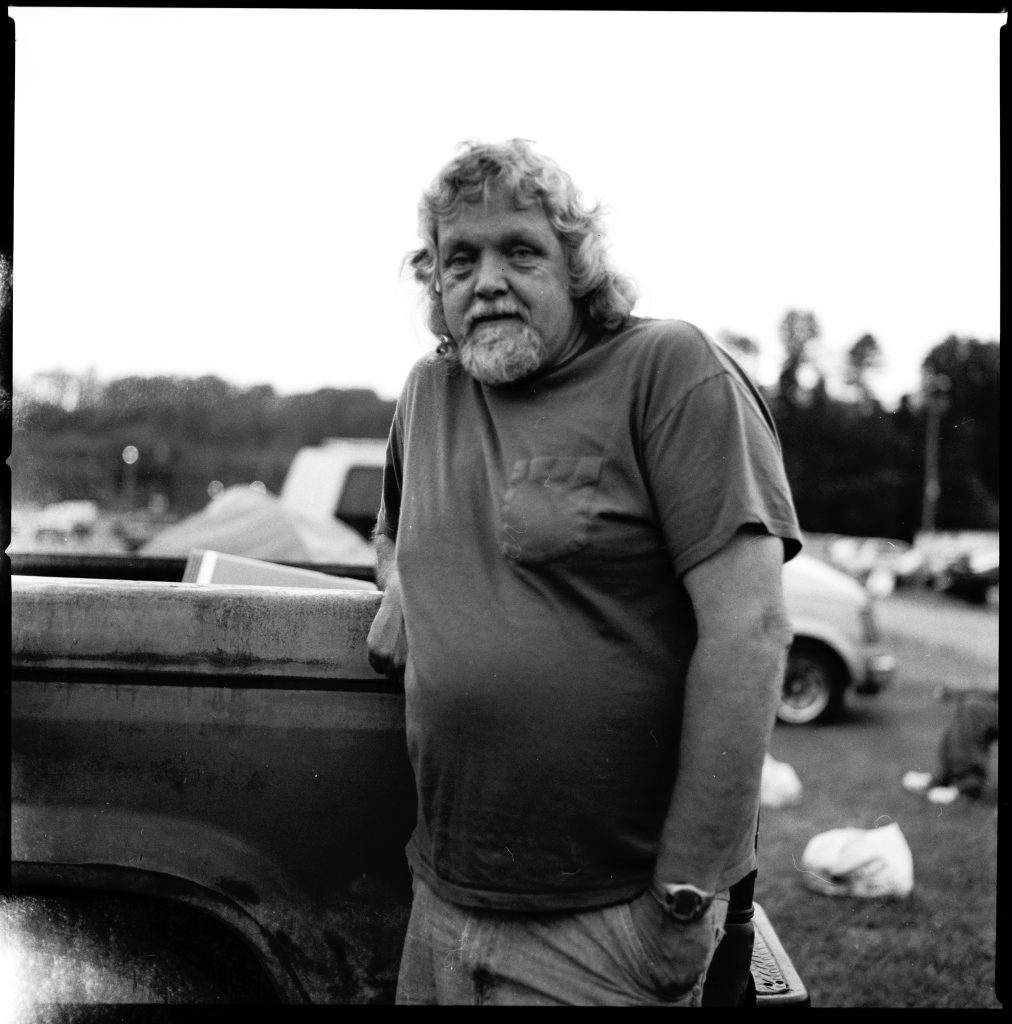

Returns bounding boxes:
[777,641,845,726]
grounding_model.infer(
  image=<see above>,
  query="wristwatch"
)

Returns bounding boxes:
[649,882,715,923]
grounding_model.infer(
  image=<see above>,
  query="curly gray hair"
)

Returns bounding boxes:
[407,139,638,355]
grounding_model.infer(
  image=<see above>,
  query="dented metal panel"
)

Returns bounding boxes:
[11,576,384,678]
[11,576,416,1003]
[11,675,416,1003]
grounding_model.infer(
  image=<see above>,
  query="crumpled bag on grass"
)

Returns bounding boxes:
[799,822,914,898]
[761,753,803,807]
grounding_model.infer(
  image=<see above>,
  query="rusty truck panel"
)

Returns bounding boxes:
[11,576,416,1003]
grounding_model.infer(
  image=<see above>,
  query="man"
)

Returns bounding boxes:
[367,139,802,1006]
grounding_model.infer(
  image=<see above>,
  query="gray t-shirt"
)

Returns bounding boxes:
[378,318,802,911]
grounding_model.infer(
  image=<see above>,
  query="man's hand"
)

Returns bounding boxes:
[367,582,408,679]
[367,532,408,679]
[625,889,722,997]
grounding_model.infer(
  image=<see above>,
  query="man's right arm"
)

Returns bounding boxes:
[366,531,408,679]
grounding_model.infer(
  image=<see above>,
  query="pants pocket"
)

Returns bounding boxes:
[618,898,726,1000]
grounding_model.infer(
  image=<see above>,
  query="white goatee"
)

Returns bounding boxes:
[459,321,547,386]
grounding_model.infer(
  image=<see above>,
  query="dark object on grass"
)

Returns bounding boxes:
[904,687,998,802]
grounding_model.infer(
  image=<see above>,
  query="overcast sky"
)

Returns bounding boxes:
[10,8,1003,406]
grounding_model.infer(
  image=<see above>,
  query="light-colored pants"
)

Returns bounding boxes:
[396,877,729,1006]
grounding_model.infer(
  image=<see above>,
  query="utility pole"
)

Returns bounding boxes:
[920,373,950,534]
[121,445,140,511]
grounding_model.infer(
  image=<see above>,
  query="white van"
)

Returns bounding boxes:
[780,553,897,724]
[279,438,387,541]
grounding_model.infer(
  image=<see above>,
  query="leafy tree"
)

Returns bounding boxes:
[12,371,396,513]
[845,333,882,402]
[920,336,999,530]
[771,375,920,540]
[776,310,820,407]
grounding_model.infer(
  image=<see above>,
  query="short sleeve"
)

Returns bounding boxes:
[642,371,802,577]
[376,402,404,541]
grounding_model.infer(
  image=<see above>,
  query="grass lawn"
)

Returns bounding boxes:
[756,591,1000,1008]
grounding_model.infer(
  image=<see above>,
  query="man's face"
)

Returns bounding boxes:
[435,189,582,386]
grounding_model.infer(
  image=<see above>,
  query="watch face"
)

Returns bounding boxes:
[669,889,703,920]
[652,883,713,922]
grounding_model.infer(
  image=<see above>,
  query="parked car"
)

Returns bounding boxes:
[31,499,99,544]
[929,549,999,607]
[823,534,925,593]
[779,553,897,725]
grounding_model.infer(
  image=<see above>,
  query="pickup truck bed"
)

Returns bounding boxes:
[8,552,809,1007]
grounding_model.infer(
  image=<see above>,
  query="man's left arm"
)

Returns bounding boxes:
[653,529,794,891]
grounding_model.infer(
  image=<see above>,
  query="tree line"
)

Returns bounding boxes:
[11,313,998,543]
[758,321,998,541]
[12,377,397,515]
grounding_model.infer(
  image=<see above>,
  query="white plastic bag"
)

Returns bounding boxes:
[761,753,803,808]
[799,822,914,898]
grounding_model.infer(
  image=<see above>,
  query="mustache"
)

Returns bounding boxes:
[465,304,526,332]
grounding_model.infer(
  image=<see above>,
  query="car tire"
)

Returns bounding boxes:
[777,640,845,726]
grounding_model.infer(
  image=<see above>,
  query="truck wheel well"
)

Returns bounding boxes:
[778,637,849,726]
[3,885,283,1005]
[790,636,850,686]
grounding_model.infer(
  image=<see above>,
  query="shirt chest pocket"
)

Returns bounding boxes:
[500,455,604,563]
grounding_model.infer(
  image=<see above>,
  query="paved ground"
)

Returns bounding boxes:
[875,586,998,678]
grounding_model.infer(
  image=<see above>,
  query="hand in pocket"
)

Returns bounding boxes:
[625,890,721,998]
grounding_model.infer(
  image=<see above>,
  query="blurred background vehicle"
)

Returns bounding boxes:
[928,548,999,607]
[807,530,999,609]
[30,500,99,545]
[779,553,897,726]
[808,534,924,597]
[278,438,388,541]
